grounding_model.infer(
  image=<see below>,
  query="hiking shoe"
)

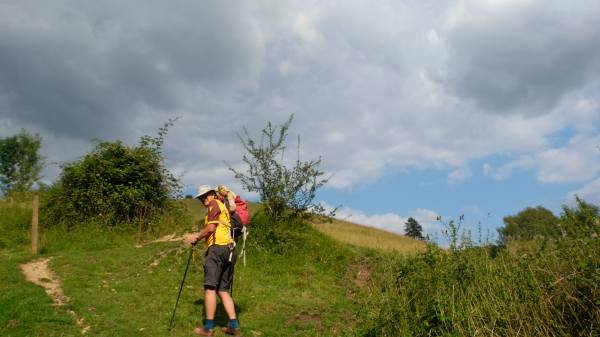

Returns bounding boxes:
[193,327,214,336]
[221,326,242,336]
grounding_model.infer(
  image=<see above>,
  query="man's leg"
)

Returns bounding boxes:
[218,291,237,319]
[218,290,240,335]
[218,250,240,335]
[205,287,217,320]
[195,245,220,336]
[194,287,217,335]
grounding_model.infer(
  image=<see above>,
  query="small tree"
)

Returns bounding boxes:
[0,129,43,195]
[404,217,424,240]
[498,206,559,243]
[230,115,332,221]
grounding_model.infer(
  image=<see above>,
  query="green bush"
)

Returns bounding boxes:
[42,121,181,229]
[247,211,313,255]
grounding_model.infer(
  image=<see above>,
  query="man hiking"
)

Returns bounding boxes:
[184,185,241,336]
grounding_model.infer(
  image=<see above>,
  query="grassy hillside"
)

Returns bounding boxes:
[312,219,426,254]
[43,230,360,336]
[2,196,599,336]
[1,198,372,337]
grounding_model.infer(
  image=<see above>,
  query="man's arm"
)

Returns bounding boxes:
[184,223,216,245]
[183,199,221,245]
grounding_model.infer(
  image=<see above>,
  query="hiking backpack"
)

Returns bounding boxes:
[234,195,250,226]
[222,193,250,240]
[223,192,250,266]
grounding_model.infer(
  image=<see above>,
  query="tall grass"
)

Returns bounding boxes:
[0,196,32,249]
[360,236,600,337]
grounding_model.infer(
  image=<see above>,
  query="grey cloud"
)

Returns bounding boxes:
[439,0,600,115]
[0,0,263,140]
[1,0,599,192]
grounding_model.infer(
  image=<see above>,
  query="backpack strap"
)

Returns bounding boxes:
[205,199,235,250]
[240,226,248,267]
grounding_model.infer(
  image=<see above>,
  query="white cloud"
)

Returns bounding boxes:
[335,208,406,234]
[569,177,600,204]
[483,156,535,180]
[481,132,600,184]
[412,208,443,234]
[536,135,600,183]
[330,205,441,236]
[572,98,600,131]
[448,167,472,183]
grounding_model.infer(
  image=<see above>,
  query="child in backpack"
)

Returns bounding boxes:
[217,185,244,239]
[217,185,237,213]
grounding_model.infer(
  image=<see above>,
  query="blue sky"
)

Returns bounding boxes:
[317,155,581,239]
[2,0,600,240]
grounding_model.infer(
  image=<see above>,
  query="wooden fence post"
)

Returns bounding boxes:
[31,194,39,254]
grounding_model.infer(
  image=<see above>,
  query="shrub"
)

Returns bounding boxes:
[43,120,181,229]
[246,211,312,255]
[230,115,333,221]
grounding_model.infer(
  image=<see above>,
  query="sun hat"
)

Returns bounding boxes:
[194,185,215,199]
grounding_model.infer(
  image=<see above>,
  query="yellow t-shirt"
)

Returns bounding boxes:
[204,199,234,247]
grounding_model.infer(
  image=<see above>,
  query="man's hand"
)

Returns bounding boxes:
[183,233,200,246]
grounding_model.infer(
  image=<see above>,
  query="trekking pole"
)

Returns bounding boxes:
[168,246,194,331]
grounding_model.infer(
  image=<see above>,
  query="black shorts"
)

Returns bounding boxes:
[204,244,236,291]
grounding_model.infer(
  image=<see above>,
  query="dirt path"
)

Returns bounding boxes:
[20,257,90,335]
[20,258,68,306]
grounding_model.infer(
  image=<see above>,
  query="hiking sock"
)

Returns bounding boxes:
[204,319,215,330]
[229,319,239,329]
